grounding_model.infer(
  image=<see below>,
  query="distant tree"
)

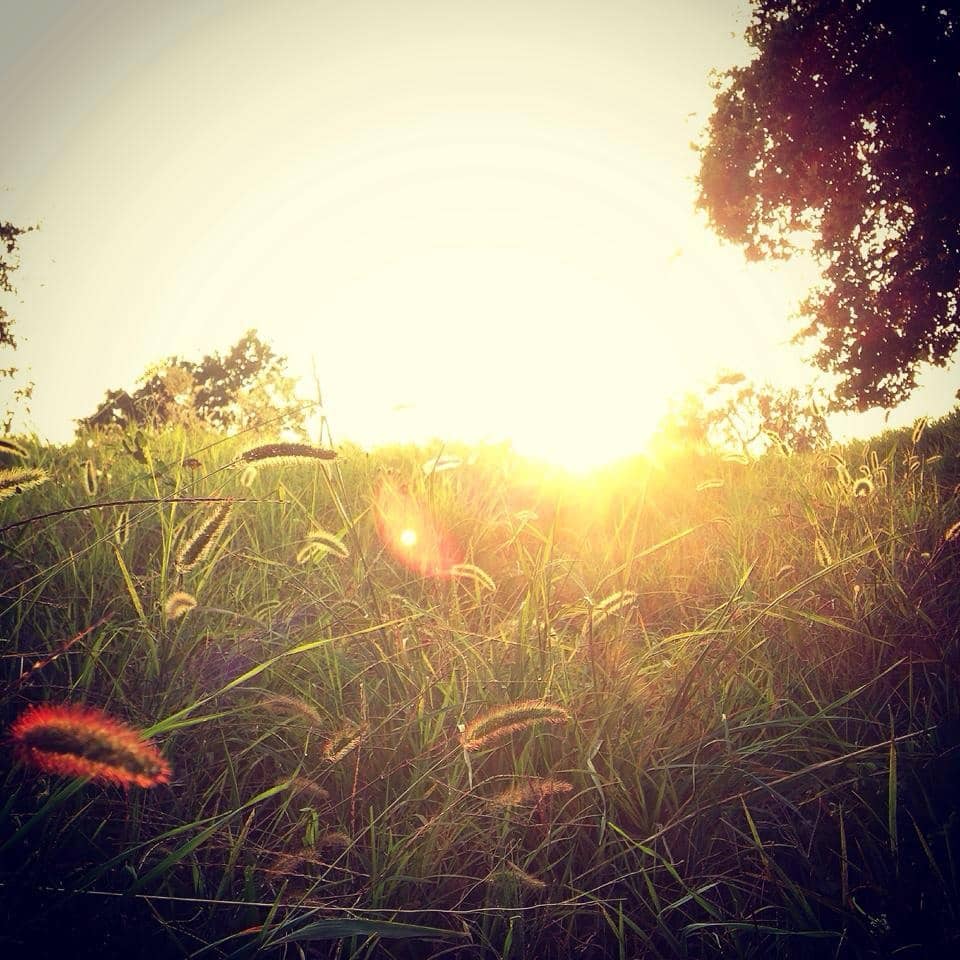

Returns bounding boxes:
[651,392,712,456]
[697,1,960,410]
[1,218,35,432]
[79,330,307,435]
[657,374,831,456]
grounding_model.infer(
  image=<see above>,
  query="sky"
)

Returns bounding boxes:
[1,0,957,469]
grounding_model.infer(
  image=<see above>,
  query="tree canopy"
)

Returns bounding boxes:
[697,0,960,410]
[79,330,307,435]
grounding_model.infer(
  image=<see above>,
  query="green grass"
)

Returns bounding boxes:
[1,411,959,959]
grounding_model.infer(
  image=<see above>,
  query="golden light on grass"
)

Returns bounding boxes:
[488,777,574,807]
[374,478,462,577]
[297,529,350,565]
[912,417,928,446]
[82,459,97,497]
[164,591,198,620]
[814,537,833,568]
[0,466,49,501]
[460,699,570,752]
[322,721,367,763]
[296,544,318,565]
[238,442,336,465]
[10,703,171,789]
[422,454,462,476]
[258,694,322,725]
[0,438,29,459]
[450,563,497,592]
[306,529,349,559]
[176,500,233,573]
[588,589,638,630]
[114,508,130,546]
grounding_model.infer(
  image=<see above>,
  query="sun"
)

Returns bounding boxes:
[399,528,418,548]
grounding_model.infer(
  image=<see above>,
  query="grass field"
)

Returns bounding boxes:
[1,412,959,959]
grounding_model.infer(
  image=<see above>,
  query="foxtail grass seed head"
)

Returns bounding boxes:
[259,695,322,725]
[450,563,497,592]
[114,508,130,546]
[0,437,28,459]
[421,454,462,475]
[181,457,202,470]
[322,722,366,763]
[306,529,349,559]
[290,777,330,803]
[296,543,321,565]
[696,478,724,491]
[912,417,928,446]
[9,703,171,788]
[944,520,960,543]
[489,777,574,807]
[594,589,638,617]
[0,466,49,501]
[721,452,750,464]
[239,464,258,488]
[239,442,336,465]
[461,700,570,752]
[176,500,233,573]
[164,591,198,621]
[853,477,875,498]
[814,537,833,568]
[82,459,98,496]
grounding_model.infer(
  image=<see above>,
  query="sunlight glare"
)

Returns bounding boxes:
[374,479,462,577]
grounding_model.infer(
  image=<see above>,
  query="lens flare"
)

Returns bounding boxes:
[374,478,462,577]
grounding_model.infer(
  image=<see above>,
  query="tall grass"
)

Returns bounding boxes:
[1,412,959,958]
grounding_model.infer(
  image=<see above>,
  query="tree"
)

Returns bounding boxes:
[697,1,960,410]
[708,379,832,455]
[1,218,35,432]
[79,330,307,435]
[655,374,831,456]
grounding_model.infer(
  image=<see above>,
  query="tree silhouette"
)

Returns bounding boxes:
[698,1,959,410]
[1,218,35,431]
[80,330,306,435]
[656,375,831,456]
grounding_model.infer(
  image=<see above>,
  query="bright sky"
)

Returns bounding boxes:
[2,0,957,469]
